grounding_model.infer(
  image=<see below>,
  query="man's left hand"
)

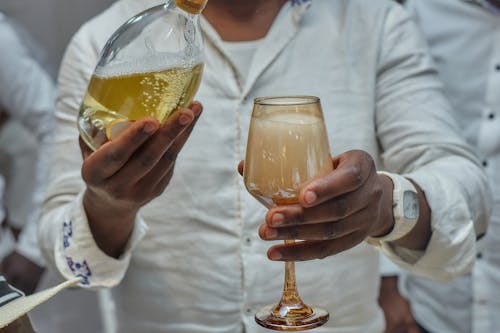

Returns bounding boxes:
[257,150,394,261]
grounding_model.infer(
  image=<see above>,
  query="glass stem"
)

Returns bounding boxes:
[272,240,313,319]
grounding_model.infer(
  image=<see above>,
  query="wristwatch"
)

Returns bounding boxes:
[367,171,420,244]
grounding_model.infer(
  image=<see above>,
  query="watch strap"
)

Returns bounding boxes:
[367,171,419,244]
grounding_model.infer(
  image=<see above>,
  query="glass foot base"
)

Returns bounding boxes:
[255,304,329,331]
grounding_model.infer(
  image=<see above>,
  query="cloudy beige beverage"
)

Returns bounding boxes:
[244,111,332,208]
[78,63,203,150]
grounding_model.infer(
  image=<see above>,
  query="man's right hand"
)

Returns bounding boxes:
[80,102,203,258]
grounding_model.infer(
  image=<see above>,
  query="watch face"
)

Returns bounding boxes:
[403,191,419,220]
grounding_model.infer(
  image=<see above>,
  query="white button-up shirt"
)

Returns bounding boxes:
[0,13,55,265]
[39,1,490,332]
[403,1,500,332]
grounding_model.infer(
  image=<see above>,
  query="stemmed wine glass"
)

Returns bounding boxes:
[243,96,332,331]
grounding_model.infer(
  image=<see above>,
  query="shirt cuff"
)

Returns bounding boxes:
[54,191,148,288]
[378,251,402,277]
[376,171,476,282]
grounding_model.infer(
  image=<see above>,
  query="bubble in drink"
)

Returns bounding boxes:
[78,63,203,150]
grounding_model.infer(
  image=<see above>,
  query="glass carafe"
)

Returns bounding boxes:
[78,0,207,151]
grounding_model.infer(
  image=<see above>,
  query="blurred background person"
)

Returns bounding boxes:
[0,10,53,294]
[0,0,114,79]
[380,0,500,332]
[0,11,111,333]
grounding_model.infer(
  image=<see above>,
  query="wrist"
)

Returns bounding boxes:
[83,190,138,258]
[370,173,395,237]
[380,275,400,295]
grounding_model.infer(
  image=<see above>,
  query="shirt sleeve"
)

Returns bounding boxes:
[51,191,148,287]
[37,24,148,288]
[374,4,492,281]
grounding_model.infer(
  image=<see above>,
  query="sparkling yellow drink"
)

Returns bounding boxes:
[78,63,203,150]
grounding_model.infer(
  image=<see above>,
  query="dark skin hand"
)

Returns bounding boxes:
[379,276,422,333]
[239,150,431,261]
[0,252,44,295]
[80,103,202,258]
[0,316,36,333]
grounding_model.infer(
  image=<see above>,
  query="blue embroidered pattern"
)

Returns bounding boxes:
[66,257,92,285]
[62,220,73,249]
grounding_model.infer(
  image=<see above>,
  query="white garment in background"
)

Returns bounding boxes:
[0,12,54,266]
[0,12,110,333]
[38,1,490,332]
[403,1,500,332]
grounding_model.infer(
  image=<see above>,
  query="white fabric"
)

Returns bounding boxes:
[402,1,500,333]
[38,1,490,332]
[0,277,82,329]
[0,12,55,265]
[219,39,263,87]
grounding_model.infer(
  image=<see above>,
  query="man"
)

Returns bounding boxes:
[38,0,491,332]
[383,1,500,332]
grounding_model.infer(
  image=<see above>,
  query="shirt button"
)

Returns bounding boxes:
[245,237,252,246]
[488,113,495,120]
[477,252,483,259]
[496,64,500,71]
[482,160,488,167]
[246,308,253,314]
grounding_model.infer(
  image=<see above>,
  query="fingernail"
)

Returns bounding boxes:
[271,213,285,227]
[266,228,278,239]
[143,122,157,134]
[269,250,282,261]
[179,114,193,126]
[304,191,317,205]
[193,105,202,116]
[106,120,133,141]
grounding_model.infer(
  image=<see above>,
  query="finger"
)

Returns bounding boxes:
[163,103,203,156]
[82,117,159,183]
[238,160,244,176]
[134,152,176,200]
[148,164,176,199]
[266,231,366,261]
[298,150,376,208]
[111,105,202,185]
[407,324,424,333]
[266,189,374,228]
[79,137,93,159]
[261,207,375,241]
